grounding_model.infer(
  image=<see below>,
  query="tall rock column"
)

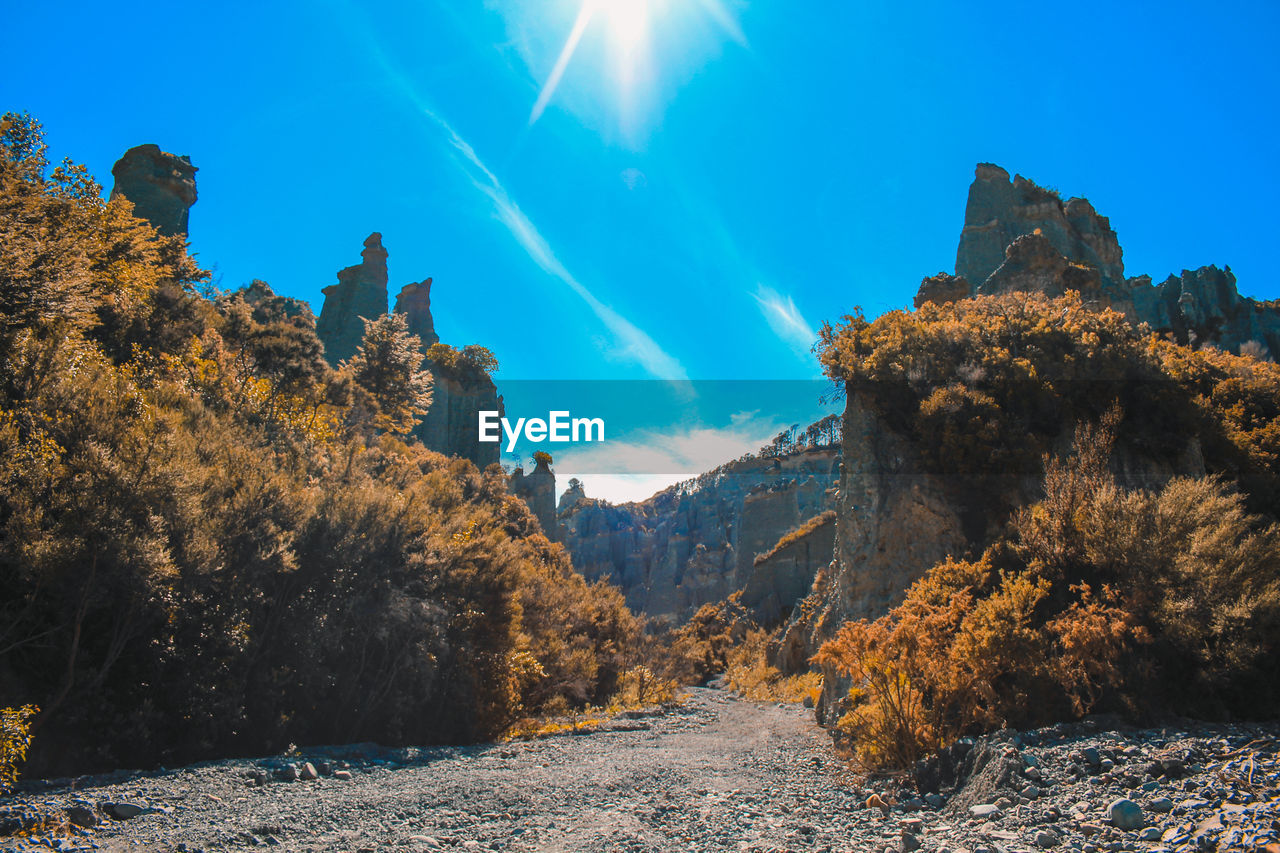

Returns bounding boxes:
[109,144,198,238]
[510,455,558,540]
[316,233,390,366]
[394,279,439,347]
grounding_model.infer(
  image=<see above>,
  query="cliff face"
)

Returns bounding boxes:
[110,144,198,238]
[315,235,500,468]
[740,513,836,626]
[559,448,840,624]
[925,163,1280,359]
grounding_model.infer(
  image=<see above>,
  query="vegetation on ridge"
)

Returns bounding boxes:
[0,113,663,778]
[815,294,1280,769]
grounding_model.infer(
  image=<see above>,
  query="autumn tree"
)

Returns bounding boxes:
[348,312,433,435]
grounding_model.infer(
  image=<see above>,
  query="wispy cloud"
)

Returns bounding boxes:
[347,20,686,379]
[752,284,817,357]
[423,110,687,380]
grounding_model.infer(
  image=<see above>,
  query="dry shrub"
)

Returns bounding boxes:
[609,665,680,709]
[726,629,822,705]
[0,705,37,794]
[817,410,1280,769]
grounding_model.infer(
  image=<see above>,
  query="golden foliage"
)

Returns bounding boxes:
[725,629,822,705]
[0,114,649,776]
[817,412,1280,769]
[0,705,38,794]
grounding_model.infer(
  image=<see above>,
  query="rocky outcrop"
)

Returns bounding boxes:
[316,233,391,366]
[772,394,969,710]
[955,163,1124,291]
[913,273,970,309]
[109,144,198,238]
[559,479,587,513]
[394,280,439,347]
[413,375,501,469]
[559,449,840,624]
[921,163,1280,360]
[740,512,836,625]
[313,234,501,468]
[510,456,557,540]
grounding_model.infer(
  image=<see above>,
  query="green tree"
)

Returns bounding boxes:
[347,313,433,435]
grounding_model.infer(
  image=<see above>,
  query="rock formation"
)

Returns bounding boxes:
[109,144,198,238]
[920,163,1280,360]
[510,456,558,540]
[314,234,501,468]
[955,163,1124,290]
[559,448,840,624]
[739,512,836,626]
[316,233,391,366]
[413,373,502,470]
[394,279,439,347]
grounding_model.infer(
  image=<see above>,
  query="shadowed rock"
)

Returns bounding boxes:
[109,144,197,238]
[316,233,390,366]
[510,456,558,541]
[394,279,439,347]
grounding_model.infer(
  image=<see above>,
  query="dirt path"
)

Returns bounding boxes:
[5,688,885,853]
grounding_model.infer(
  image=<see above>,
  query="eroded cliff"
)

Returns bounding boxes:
[559,448,840,624]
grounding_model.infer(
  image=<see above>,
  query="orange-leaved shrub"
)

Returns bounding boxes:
[817,413,1280,769]
[0,113,648,776]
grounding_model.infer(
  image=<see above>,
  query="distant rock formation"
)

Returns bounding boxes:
[394,279,439,347]
[740,512,836,626]
[110,144,198,238]
[559,478,587,513]
[316,233,391,366]
[510,456,558,540]
[314,234,501,468]
[559,448,840,624]
[919,163,1280,360]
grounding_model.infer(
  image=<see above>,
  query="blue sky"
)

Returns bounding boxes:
[7,0,1280,499]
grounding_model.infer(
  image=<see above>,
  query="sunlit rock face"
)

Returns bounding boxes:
[110,144,198,238]
[955,163,1125,291]
[920,163,1280,360]
[558,449,840,625]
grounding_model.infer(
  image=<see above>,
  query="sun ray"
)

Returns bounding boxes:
[529,0,599,125]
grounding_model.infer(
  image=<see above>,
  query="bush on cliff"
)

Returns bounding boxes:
[816,413,1280,769]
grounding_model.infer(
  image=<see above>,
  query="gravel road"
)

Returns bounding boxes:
[5,687,1279,853]
[2,688,873,853]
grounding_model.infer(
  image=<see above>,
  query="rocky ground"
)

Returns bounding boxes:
[2,687,1278,853]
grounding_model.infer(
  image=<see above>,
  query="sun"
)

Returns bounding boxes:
[527,0,661,125]
[603,0,653,57]
[526,0,742,128]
